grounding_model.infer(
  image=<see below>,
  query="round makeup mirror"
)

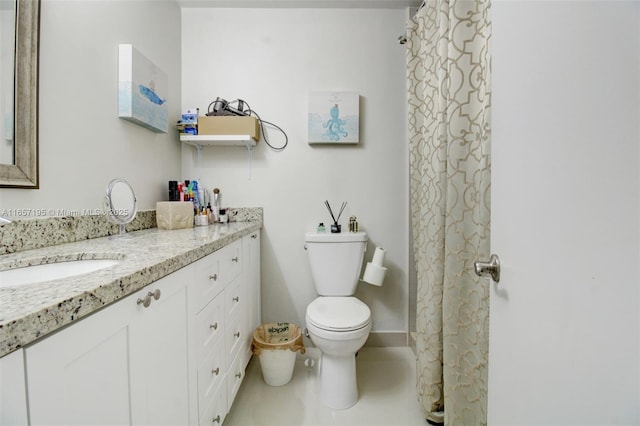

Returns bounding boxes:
[103,178,137,234]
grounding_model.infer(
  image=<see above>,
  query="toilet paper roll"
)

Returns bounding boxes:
[362,262,387,287]
[371,247,386,267]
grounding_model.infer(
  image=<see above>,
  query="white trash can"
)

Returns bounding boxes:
[251,322,305,386]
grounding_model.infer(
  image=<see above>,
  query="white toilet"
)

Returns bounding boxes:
[304,231,372,410]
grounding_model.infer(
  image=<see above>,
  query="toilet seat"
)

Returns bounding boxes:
[306,297,371,332]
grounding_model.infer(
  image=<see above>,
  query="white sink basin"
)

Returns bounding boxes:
[0,259,120,288]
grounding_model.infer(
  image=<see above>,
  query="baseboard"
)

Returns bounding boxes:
[364,332,408,347]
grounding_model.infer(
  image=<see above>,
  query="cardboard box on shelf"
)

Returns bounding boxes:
[197,116,260,141]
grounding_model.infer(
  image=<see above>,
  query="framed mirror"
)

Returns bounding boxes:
[0,0,39,188]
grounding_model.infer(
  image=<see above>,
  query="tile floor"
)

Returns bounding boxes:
[224,347,428,426]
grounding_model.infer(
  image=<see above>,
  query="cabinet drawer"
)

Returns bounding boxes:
[219,239,242,286]
[225,278,244,320]
[193,254,222,314]
[199,380,227,426]
[194,294,225,362]
[197,340,226,419]
[225,311,245,368]
[226,347,246,410]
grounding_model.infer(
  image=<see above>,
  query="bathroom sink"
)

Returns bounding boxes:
[0,259,121,288]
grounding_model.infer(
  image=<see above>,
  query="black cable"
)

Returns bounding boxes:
[242,100,289,151]
[254,115,289,151]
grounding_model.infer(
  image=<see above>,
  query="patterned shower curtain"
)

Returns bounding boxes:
[407,1,491,425]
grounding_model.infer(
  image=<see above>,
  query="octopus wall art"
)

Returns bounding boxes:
[308,92,359,144]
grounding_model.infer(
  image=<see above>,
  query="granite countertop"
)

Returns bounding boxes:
[0,221,261,357]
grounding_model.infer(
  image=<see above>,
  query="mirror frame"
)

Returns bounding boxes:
[104,178,137,234]
[0,0,39,188]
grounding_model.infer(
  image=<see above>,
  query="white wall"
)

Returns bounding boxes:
[0,0,182,213]
[181,8,409,336]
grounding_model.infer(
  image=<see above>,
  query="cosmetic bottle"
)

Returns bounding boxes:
[348,216,358,232]
[207,203,214,224]
[219,209,228,223]
[178,183,185,201]
[168,181,179,201]
[212,188,221,222]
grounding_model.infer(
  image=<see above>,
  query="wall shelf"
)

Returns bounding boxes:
[180,134,256,150]
[180,134,256,179]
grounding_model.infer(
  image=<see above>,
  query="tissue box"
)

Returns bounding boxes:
[156,202,194,230]
[197,116,260,141]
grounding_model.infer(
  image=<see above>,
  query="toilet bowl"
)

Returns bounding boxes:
[304,231,372,409]
[305,296,371,409]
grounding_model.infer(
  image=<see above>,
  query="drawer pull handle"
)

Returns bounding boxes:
[213,414,221,423]
[232,256,239,263]
[235,372,242,379]
[232,296,239,302]
[137,294,151,308]
[234,331,240,338]
[209,273,217,281]
[150,289,161,301]
[210,323,218,330]
[212,367,220,375]
[136,290,160,308]
[251,234,257,239]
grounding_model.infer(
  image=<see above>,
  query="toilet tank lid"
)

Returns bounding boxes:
[305,231,367,242]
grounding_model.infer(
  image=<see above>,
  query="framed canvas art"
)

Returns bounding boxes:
[118,44,168,133]
[308,92,359,144]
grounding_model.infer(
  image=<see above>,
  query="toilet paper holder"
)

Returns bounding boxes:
[361,247,387,287]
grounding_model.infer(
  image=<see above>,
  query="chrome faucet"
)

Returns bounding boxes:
[0,216,12,225]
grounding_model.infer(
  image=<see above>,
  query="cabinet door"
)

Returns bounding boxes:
[0,349,28,425]
[26,290,136,425]
[129,266,192,426]
[26,265,193,426]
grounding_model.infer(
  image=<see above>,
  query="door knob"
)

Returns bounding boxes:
[474,254,501,283]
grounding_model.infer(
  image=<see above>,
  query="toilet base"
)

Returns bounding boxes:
[318,352,358,409]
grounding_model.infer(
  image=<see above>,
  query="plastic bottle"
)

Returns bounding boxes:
[219,209,228,223]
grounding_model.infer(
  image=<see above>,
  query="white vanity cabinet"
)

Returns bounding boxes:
[25,265,193,426]
[2,229,261,426]
[188,232,261,425]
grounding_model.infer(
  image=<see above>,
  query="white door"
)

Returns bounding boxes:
[488,2,639,425]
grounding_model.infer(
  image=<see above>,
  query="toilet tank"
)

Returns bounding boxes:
[304,231,367,296]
